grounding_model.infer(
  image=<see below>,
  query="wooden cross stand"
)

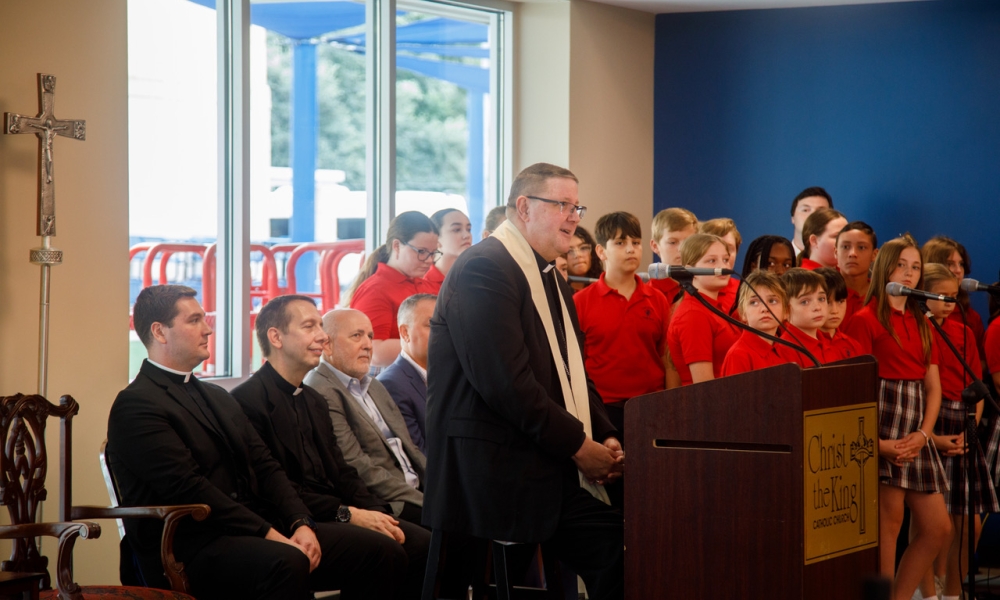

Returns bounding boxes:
[3,73,86,396]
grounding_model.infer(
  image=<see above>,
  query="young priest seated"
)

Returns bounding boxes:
[232,294,430,600]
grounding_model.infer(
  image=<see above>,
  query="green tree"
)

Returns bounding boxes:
[267,31,469,194]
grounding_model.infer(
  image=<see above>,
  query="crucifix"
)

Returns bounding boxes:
[4,73,86,397]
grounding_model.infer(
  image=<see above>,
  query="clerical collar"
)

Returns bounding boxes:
[147,359,192,383]
[533,248,556,274]
[261,360,303,396]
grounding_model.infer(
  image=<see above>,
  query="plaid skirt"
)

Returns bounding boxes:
[878,379,948,493]
[934,397,1000,514]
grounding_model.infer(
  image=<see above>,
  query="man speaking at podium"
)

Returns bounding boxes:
[423,163,625,600]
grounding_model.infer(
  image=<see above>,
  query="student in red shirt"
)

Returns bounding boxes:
[567,226,603,293]
[797,207,847,270]
[835,220,878,330]
[779,268,831,365]
[843,234,952,600]
[666,234,741,386]
[700,218,742,315]
[815,267,863,362]
[740,235,795,279]
[347,211,440,367]
[649,207,698,305]
[575,211,670,439]
[720,270,802,376]
[923,236,987,360]
[425,208,473,287]
[918,263,997,600]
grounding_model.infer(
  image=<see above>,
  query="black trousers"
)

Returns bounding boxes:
[424,484,624,600]
[185,521,409,600]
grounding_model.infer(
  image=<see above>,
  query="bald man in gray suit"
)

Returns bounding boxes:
[304,309,426,524]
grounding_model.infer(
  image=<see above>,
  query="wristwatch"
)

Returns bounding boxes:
[336,505,352,523]
[289,515,316,533]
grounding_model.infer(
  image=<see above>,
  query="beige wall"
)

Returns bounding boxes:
[0,0,653,587]
[516,0,656,266]
[0,0,128,585]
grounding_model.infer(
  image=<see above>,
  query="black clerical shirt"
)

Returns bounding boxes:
[231,361,391,521]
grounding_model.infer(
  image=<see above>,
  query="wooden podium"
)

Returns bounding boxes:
[624,358,880,599]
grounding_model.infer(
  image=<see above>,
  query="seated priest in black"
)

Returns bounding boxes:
[232,294,430,600]
[108,285,407,600]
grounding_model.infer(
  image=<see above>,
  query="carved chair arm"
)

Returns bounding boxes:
[0,521,100,600]
[69,504,210,594]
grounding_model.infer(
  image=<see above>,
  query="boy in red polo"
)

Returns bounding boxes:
[815,267,863,362]
[780,268,832,366]
[575,211,670,437]
[649,207,698,305]
[721,270,802,376]
[700,217,743,315]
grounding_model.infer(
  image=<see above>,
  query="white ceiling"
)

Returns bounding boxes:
[583,0,931,15]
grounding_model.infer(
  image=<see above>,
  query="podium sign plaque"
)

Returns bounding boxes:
[803,403,879,565]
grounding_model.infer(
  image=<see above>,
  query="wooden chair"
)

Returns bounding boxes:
[0,393,209,599]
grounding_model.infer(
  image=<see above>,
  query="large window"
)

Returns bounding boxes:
[128,0,511,381]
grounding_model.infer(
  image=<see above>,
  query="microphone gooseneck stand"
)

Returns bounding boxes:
[675,277,822,368]
[917,300,1000,599]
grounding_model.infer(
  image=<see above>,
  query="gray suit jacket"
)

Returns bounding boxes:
[304,361,425,516]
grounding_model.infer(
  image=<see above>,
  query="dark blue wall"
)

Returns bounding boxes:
[654,0,1000,318]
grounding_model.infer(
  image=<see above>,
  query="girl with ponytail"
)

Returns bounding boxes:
[348,211,440,367]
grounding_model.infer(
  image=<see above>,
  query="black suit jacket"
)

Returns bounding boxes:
[107,360,311,565]
[231,362,390,521]
[423,237,616,543]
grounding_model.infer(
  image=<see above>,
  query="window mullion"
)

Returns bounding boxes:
[216,0,251,380]
[367,0,397,250]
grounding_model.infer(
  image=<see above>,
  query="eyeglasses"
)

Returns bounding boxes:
[526,196,587,218]
[567,245,592,257]
[405,242,442,262]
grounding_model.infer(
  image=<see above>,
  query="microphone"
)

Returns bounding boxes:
[961,278,1000,294]
[885,282,957,303]
[647,264,734,280]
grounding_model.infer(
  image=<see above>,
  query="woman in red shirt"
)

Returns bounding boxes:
[666,233,741,385]
[425,208,473,287]
[843,234,951,600]
[347,211,440,367]
[835,220,878,330]
[920,263,997,600]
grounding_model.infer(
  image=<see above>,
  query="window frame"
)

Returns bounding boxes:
[205,0,511,388]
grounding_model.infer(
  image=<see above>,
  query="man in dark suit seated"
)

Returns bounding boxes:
[108,285,406,599]
[304,308,426,525]
[377,293,436,453]
[232,294,429,600]
[424,163,625,600]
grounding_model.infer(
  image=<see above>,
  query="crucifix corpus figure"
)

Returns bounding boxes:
[4,73,86,237]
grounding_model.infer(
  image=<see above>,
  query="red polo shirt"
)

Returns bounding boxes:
[947,305,986,358]
[933,318,981,402]
[715,277,741,316]
[721,330,802,377]
[667,292,741,386]
[987,318,1000,376]
[649,277,682,304]
[800,257,823,271]
[821,329,863,362]
[843,304,937,380]
[780,323,830,366]
[424,265,445,290]
[841,287,867,331]
[350,262,439,339]
[574,274,670,403]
